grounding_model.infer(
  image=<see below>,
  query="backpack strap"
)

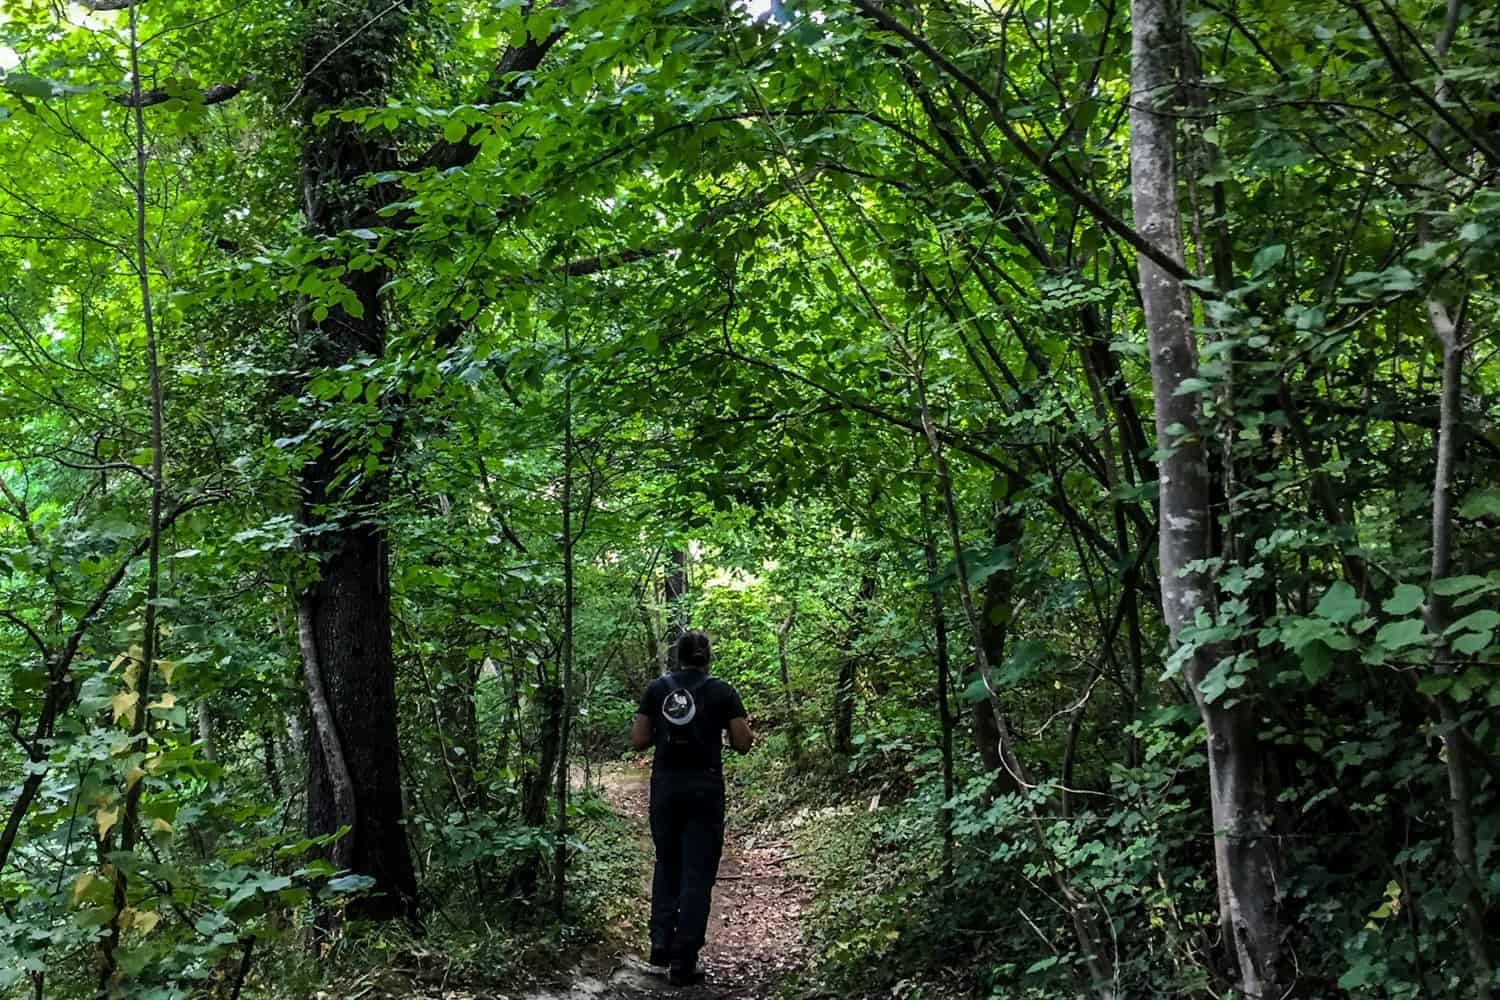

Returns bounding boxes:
[662,672,709,694]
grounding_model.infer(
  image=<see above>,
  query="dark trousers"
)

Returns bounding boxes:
[648,776,725,965]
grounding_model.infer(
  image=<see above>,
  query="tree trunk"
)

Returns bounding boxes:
[298,510,415,919]
[513,681,563,902]
[975,474,1025,796]
[920,495,956,892]
[663,547,688,668]
[639,601,661,687]
[554,320,576,917]
[1417,0,1492,986]
[911,363,1115,999]
[1425,301,1492,992]
[832,573,876,755]
[1129,0,1282,993]
[523,684,565,830]
[776,602,802,758]
[294,0,420,922]
[261,726,284,800]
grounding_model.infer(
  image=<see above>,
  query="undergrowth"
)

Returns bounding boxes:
[241,785,641,998]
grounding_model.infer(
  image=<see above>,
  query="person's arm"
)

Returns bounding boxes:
[727,716,753,755]
[725,683,753,754]
[631,681,657,750]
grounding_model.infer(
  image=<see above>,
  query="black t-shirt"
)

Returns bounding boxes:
[637,670,747,778]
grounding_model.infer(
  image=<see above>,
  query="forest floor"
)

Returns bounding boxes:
[382,762,809,1000]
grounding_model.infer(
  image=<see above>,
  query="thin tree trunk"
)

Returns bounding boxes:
[663,548,688,667]
[920,494,957,893]
[640,602,661,685]
[514,681,563,900]
[99,7,167,985]
[975,473,1025,797]
[1417,0,1492,985]
[909,353,1115,999]
[776,601,803,757]
[832,573,876,756]
[776,602,797,717]
[297,592,357,873]
[1425,298,1492,993]
[261,726,284,800]
[1129,0,1282,993]
[198,701,218,766]
[554,312,576,918]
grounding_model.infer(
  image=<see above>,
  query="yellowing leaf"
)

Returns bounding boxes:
[96,806,119,840]
[111,691,139,724]
[150,818,173,834]
[126,767,147,790]
[157,660,179,685]
[147,692,177,710]
[123,908,162,935]
[73,871,96,905]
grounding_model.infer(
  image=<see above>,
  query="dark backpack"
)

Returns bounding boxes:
[660,672,711,749]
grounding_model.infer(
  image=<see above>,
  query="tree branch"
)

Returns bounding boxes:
[113,76,252,108]
[850,0,1203,289]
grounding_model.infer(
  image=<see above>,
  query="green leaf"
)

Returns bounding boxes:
[1433,575,1490,597]
[1314,582,1364,623]
[1382,584,1425,615]
[1251,243,1286,276]
[1024,955,1060,975]
[1459,488,1500,519]
[1418,675,1454,696]
[1301,642,1334,683]
[961,676,989,704]
[965,543,1015,585]
[1452,631,1493,656]
[1375,619,1427,650]
[325,874,377,894]
[443,118,468,144]
[3,73,57,99]
[1447,610,1500,636]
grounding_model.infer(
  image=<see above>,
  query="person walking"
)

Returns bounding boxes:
[630,630,753,986]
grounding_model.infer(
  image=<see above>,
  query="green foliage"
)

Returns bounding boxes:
[1,0,1499,995]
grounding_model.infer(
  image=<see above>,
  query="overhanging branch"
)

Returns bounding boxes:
[114,76,252,108]
[849,0,1203,290]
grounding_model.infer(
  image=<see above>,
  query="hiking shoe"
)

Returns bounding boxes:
[648,946,670,968]
[668,962,705,987]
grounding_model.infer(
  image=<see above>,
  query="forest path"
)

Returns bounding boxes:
[519,762,808,1000]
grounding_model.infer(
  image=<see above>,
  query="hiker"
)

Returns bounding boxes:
[630,629,754,987]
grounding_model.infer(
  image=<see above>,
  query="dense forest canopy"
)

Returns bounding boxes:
[0,0,1498,996]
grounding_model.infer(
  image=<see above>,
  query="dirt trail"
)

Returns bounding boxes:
[522,764,808,1000]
